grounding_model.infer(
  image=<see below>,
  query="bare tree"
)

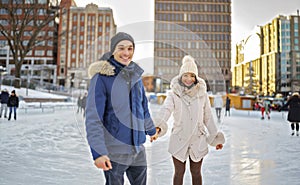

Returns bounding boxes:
[0,0,59,88]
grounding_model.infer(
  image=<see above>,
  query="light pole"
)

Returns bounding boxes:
[0,66,6,90]
[25,66,29,96]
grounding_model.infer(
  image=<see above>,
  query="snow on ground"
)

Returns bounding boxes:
[1,85,70,100]
[0,103,299,185]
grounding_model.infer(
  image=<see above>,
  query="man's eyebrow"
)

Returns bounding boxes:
[117,44,133,47]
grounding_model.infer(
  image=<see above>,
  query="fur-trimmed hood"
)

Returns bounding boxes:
[88,60,115,79]
[88,59,143,79]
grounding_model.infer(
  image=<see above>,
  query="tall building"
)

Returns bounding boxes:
[278,14,300,94]
[232,26,262,95]
[0,0,58,87]
[233,12,300,96]
[154,0,232,93]
[57,1,116,88]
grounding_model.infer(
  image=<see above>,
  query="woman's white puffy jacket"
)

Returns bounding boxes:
[155,76,225,162]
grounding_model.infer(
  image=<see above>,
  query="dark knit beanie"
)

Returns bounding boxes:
[11,90,15,94]
[110,32,135,53]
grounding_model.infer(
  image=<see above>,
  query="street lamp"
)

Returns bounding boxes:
[25,66,29,96]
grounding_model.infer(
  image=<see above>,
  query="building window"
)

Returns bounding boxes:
[47,40,53,46]
[47,50,53,56]
[35,50,44,56]
[0,8,8,15]
[73,15,77,21]
[16,9,22,15]
[38,0,47,4]
[106,16,110,22]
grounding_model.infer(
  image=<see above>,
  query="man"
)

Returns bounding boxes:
[85,32,159,185]
[7,90,19,121]
[0,88,9,118]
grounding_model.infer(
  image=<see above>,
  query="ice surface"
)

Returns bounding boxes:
[0,103,299,185]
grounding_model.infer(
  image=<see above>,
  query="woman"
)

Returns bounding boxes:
[155,55,225,185]
[280,92,300,136]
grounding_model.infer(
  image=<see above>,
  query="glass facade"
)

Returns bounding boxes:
[154,0,232,93]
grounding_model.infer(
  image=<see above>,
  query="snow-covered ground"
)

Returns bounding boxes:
[1,85,71,100]
[0,103,299,185]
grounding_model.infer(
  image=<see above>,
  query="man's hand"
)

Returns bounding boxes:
[94,155,112,171]
[150,127,161,142]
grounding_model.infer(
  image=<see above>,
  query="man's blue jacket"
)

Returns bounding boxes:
[85,57,156,160]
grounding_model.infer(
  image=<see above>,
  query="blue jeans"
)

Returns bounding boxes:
[104,148,147,185]
[8,106,17,120]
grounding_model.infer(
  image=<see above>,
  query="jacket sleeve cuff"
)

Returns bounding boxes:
[206,132,225,146]
[147,127,157,136]
[90,147,102,160]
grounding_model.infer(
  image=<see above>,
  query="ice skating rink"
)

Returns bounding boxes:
[0,105,299,185]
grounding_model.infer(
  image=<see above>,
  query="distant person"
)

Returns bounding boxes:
[264,100,271,120]
[155,55,225,185]
[7,90,19,121]
[225,96,231,116]
[0,88,9,118]
[85,32,159,185]
[259,99,270,120]
[81,92,87,117]
[279,92,300,136]
[214,94,223,121]
[77,95,82,114]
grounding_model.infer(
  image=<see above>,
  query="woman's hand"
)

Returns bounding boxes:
[216,144,223,150]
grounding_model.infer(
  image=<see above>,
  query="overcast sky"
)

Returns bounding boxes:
[75,0,300,69]
[76,0,300,44]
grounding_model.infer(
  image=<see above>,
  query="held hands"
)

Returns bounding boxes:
[216,144,223,150]
[150,127,161,142]
[94,155,112,171]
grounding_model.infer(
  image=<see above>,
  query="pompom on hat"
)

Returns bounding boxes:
[179,55,198,76]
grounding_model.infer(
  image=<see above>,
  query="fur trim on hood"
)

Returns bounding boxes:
[88,60,115,79]
[170,75,207,97]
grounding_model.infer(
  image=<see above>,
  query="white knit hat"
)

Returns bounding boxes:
[179,55,198,76]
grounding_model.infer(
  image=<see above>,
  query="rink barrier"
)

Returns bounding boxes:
[19,102,75,113]
[20,104,55,113]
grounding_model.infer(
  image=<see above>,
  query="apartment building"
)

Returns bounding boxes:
[233,12,300,96]
[57,1,116,88]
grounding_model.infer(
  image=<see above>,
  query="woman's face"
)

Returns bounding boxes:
[113,40,134,66]
[181,73,196,87]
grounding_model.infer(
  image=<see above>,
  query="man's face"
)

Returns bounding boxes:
[113,40,134,66]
